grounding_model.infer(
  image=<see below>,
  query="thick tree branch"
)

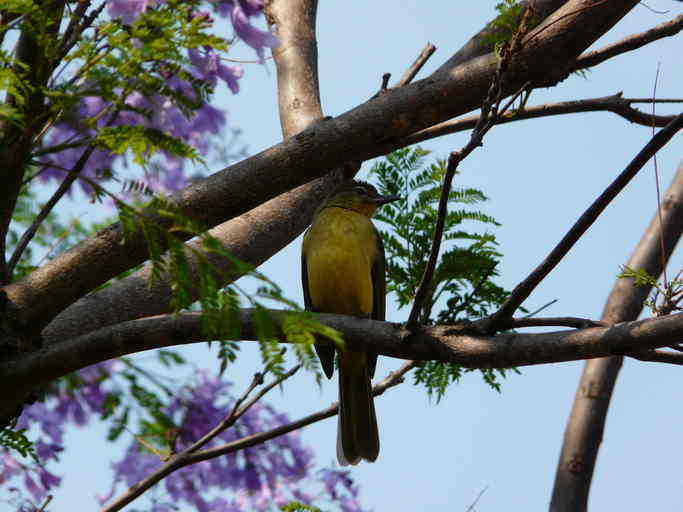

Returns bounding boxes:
[0,2,66,283]
[6,309,683,390]
[488,112,683,330]
[573,13,683,72]
[436,0,568,72]
[2,0,641,334]
[550,160,683,512]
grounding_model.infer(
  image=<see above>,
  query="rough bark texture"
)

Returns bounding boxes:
[550,161,683,512]
[5,309,683,390]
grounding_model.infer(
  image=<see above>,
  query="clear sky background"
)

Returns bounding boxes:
[45,2,683,511]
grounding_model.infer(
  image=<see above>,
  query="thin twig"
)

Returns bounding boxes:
[651,64,668,292]
[380,72,391,92]
[629,349,683,365]
[7,147,97,275]
[396,42,437,87]
[573,13,683,72]
[102,364,301,512]
[487,112,683,331]
[187,365,299,454]
[465,486,488,512]
[37,495,53,512]
[522,298,558,319]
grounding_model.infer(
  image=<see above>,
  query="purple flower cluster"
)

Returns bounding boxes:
[1,361,114,508]
[103,369,317,511]
[39,0,279,196]
[1,360,367,511]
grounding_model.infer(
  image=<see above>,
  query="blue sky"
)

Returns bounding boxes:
[45,2,683,511]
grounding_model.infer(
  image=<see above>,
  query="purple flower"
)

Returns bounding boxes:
[38,468,61,490]
[229,5,279,61]
[189,46,244,93]
[24,473,45,502]
[107,0,160,25]
[212,0,279,60]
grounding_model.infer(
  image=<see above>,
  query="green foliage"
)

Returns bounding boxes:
[95,125,201,166]
[370,147,510,399]
[0,424,37,461]
[281,502,322,512]
[619,265,683,315]
[484,0,527,48]
[1,0,229,177]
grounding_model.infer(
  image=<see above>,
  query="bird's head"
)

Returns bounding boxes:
[322,181,400,217]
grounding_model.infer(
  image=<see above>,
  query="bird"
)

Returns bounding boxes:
[301,180,399,465]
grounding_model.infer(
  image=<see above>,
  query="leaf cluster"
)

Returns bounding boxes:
[0,423,36,461]
[620,265,683,316]
[370,147,510,399]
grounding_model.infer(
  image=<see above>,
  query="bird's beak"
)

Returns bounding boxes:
[374,194,401,205]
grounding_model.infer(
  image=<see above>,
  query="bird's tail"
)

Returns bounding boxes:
[337,350,379,465]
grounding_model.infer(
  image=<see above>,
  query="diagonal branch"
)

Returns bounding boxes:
[487,113,683,331]
[396,42,437,87]
[550,160,683,512]
[573,13,683,72]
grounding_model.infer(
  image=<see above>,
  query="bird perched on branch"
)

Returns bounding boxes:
[301,180,399,465]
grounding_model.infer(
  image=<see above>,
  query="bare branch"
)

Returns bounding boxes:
[510,317,607,329]
[488,113,683,330]
[402,94,683,148]
[573,13,683,72]
[629,349,683,365]
[396,42,437,87]
[550,161,683,512]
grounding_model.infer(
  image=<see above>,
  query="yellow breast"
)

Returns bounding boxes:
[303,207,378,315]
